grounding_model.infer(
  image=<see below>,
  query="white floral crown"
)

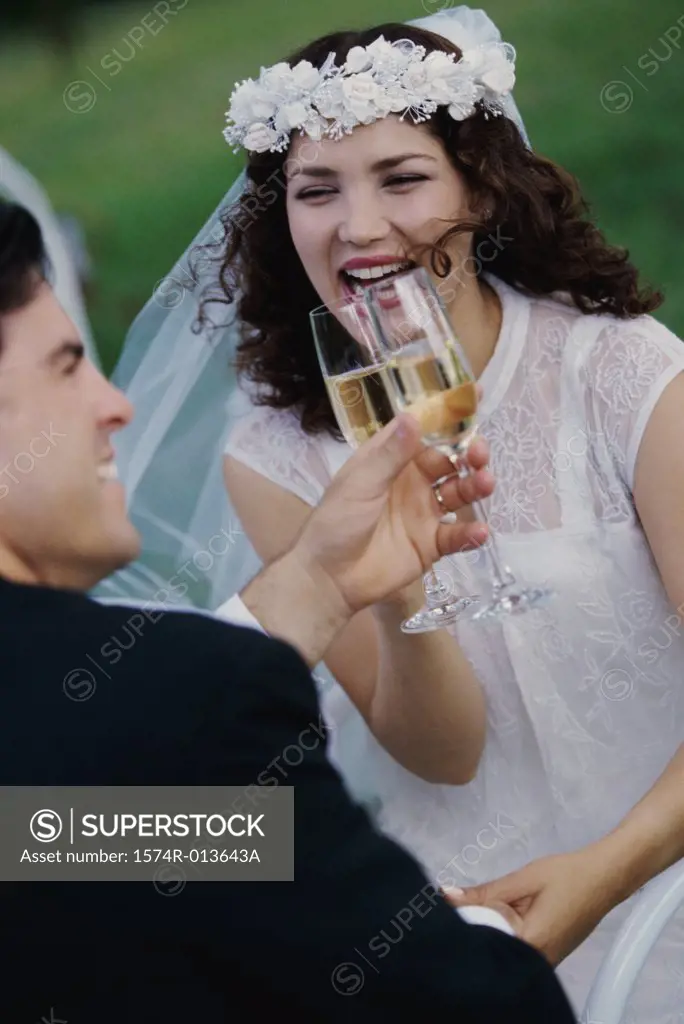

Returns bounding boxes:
[223,35,516,155]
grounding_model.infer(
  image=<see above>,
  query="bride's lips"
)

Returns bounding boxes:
[338,256,415,308]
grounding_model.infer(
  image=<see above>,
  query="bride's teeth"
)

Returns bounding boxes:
[345,261,411,281]
[97,462,118,482]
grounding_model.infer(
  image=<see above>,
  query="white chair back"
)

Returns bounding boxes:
[581,860,684,1023]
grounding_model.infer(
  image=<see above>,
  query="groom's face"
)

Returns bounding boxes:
[0,281,140,589]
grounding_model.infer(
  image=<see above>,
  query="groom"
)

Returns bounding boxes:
[0,201,574,1022]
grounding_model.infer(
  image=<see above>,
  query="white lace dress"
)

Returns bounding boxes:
[226,275,684,1021]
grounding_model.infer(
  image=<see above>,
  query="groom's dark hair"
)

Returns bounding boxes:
[0,200,49,349]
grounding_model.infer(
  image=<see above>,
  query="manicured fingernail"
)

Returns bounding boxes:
[381,418,404,446]
[395,413,414,436]
[392,415,417,445]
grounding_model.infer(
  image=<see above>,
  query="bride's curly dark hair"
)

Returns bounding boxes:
[194,22,662,437]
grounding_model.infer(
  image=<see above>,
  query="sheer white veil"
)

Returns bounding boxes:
[93,6,530,612]
[0,145,99,368]
[92,169,258,607]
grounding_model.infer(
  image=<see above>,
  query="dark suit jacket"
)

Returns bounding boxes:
[0,575,575,1022]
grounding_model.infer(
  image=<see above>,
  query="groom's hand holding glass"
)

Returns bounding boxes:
[240,410,494,668]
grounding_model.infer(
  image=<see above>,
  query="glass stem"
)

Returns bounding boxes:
[423,568,450,607]
[470,495,516,591]
[449,450,516,592]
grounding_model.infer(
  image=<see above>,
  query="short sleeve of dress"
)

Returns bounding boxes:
[583,315,684,494]
[224,404,331,508]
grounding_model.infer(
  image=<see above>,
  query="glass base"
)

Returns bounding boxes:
[401,596,479,634]
[469,582,554,622]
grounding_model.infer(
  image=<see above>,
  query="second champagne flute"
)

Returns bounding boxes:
[310,294,395,448]
[364,266,554,632]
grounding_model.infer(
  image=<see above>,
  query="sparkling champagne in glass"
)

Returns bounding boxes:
[365,266,553,632]
[311,295,394,448]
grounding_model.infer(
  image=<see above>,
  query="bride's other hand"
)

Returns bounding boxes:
[443,847,618,965]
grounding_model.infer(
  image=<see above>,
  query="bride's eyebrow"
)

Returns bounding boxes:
[289,153,437,180]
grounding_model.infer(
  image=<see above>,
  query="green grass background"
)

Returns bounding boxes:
[1,0,683,373]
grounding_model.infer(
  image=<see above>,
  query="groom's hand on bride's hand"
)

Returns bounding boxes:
[291,411,494,615]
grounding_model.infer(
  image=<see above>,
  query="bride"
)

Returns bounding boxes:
[102,7,684,1021]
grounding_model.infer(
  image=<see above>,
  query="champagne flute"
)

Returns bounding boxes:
[310,291,474,628]
[364,266,553,633]
[310,294,396,448]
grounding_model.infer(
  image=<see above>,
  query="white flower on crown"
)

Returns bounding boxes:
[290,60,320,91]
[366,35,417,78]
[227,79,278,125]
[313,77,346,122]
[365,36,400,64]
[260,61,293,95]
[341,73,386,124]
[242,122,280,153]
[301,112,329,141]
[223,34,517,154]
[344,46,373,75]
[421,51,470,107]
[274,101,308,133]
[384,81,414,114]
[461,43,516,97]
[447,81,479,122]
[424,50,459,82]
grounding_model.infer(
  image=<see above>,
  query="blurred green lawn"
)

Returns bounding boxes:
[1,0,683,372]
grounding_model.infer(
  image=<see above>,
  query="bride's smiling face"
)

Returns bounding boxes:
[285,116,475,309]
